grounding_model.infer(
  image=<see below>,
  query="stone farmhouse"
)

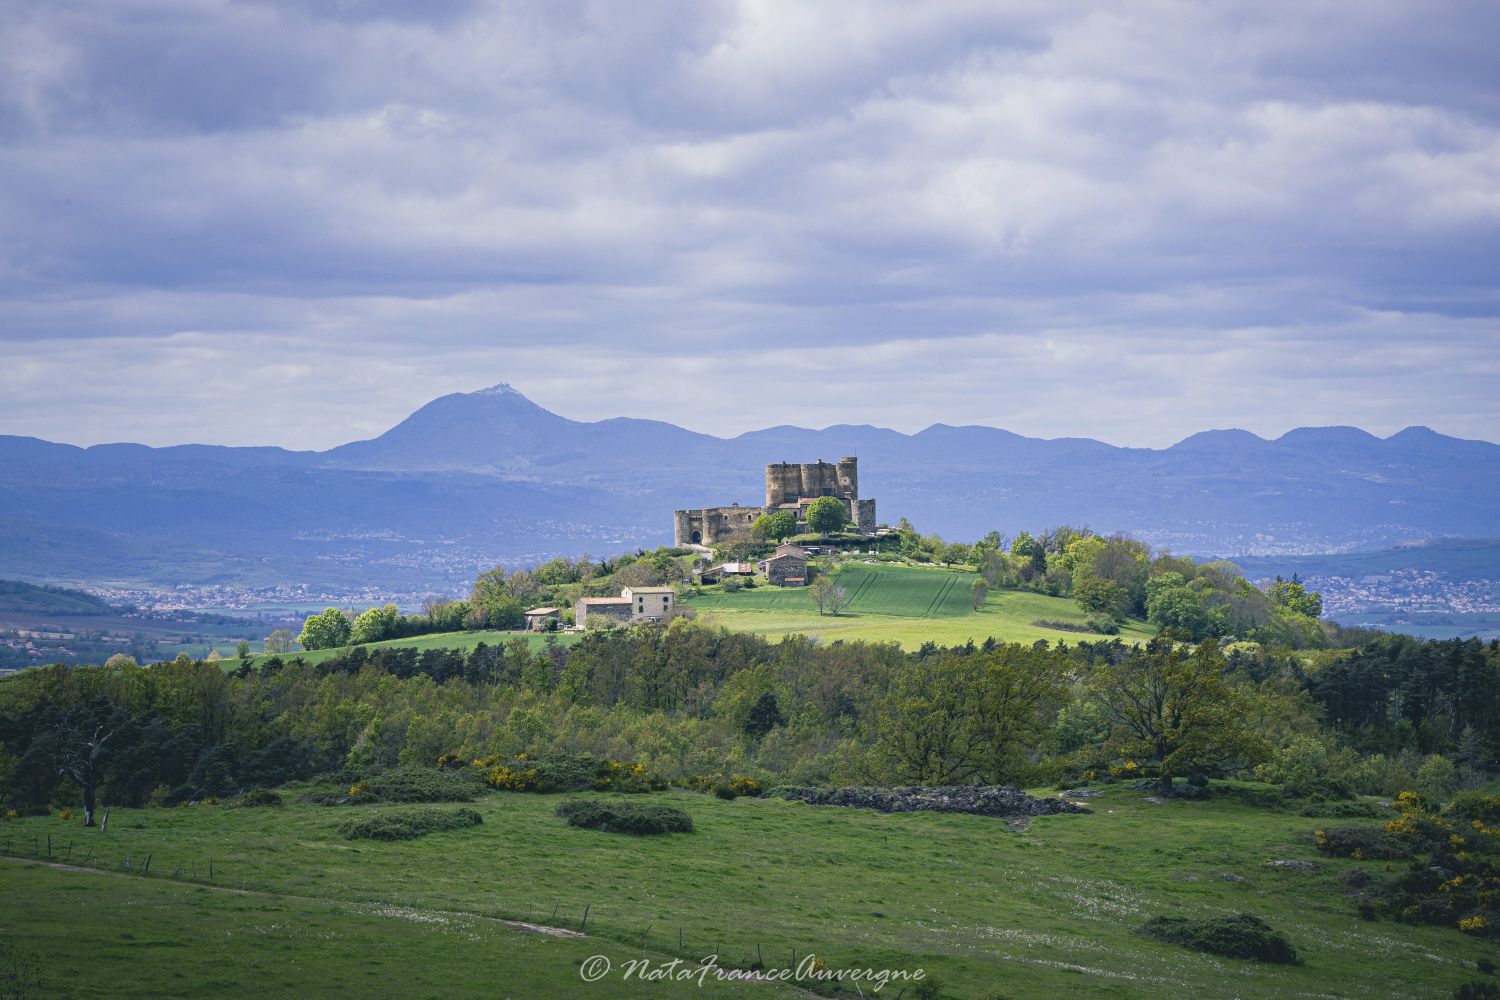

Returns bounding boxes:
[763,544,808,587]
[523,607,560,631]
[574,585,676,628]
[673,456,877,547]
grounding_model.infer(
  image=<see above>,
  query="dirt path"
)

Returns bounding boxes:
[0,854,585,938]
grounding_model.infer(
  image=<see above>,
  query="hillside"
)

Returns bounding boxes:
[1234,537,1500,583]
[2,383,1497,594]
[0,784,1484,999]
[0,578,114,615]
[685,563,1156,649]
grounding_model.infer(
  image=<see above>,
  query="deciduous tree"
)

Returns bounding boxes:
[297,608,352,650]
[1093,636,1264,792]
[805,496,848,537]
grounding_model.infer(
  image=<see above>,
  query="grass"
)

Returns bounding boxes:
[686,563,1155,649]
[0,863,765,999]
[2,783,1487,999]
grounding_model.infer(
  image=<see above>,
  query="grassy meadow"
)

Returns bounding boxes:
[686,563,1156,649]
[0,784,1488,999]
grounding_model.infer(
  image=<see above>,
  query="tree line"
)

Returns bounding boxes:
[5,621,1496,821]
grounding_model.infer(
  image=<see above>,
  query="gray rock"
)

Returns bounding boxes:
[1060,788,1105,799]
[770,785,1089,818]
[1264,860,1319,874]
[1220,873,1247,882]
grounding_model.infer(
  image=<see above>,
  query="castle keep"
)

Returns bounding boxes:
[673,457,877,546]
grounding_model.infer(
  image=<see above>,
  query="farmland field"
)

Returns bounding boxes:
[685,563,1156,649]
[0,783,1487,999]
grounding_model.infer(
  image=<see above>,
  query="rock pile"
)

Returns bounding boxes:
[770,785,1088,818]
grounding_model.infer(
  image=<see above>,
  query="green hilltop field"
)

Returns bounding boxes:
[685,562,1156,649]
[0,783,1488,999]
[215,563,1145,671]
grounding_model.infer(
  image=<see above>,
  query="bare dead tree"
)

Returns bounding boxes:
[56,724,113,827]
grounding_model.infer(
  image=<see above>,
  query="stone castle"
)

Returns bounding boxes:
[673,457,877,546]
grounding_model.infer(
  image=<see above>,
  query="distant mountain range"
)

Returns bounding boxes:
[2,383,1497,594]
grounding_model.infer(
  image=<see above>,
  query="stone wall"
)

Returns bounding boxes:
[673,504,767,546]
[766,553,807,586]
[677,455,877,545]
[765,456,860,506]
[575,599,633,628]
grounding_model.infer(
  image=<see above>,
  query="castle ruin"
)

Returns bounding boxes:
[673,457,877,546]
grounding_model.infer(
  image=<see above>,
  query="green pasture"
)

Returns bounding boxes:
[686,563,1155,649]
[1,784,1488,999]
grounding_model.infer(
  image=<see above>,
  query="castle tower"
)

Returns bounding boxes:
[837,456,858,499]
[765,462,801,506]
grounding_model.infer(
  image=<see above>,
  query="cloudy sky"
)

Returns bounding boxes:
[3,0,1497,449]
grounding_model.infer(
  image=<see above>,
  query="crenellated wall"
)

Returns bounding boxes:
[765,457,860,506]
[673,504,767,546]
[680,456,876,545]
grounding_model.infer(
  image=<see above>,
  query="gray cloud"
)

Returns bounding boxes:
[1,0,1496,448]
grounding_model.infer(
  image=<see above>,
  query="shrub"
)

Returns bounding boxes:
[1138,912,1299,964]
[557,799,693,835]
[238,788,283,807]
[1029,618,1092,634]
[1213,784,1291,809]
[474,753,665,794]
[1456,982,1500,1000]
[1301,800,1384,819]
[1313,824,1407,860]
[1086,615,1121,635]
[676,774,764,798]
[1447,792,1500,827]
[304,767,482,805]
[338,807,482,841]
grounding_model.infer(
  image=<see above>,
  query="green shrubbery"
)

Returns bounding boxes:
[1332,790,1500,939]
[303,767,484,805]
[1447,792,1500,827]
[1299,800,1384,818]
[338,807,483,841]
[237,788,283,807]
[556,799,694,835]
[1313,823,1407,859]
[473,753,667,794]
[673,774,764,799]
[1138,912,1299,964]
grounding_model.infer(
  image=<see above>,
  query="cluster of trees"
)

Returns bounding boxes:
[287,547,699,653]
[7,620,1495,820]
[749,498,849,543]
[869,521,1335,648]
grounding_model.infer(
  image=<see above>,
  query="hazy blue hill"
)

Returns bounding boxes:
[0,578,115,615]
[1234,538,1500,582]
[2,382,1496,590]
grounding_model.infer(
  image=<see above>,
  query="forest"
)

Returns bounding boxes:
[3,623,1496,820]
